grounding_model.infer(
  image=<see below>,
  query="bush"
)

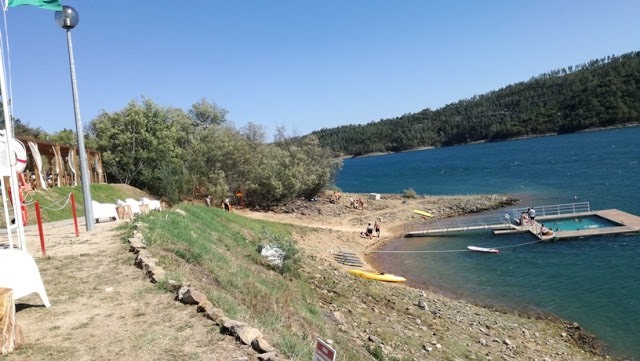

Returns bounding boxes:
[261,229,302,277]
[402,188,417,198]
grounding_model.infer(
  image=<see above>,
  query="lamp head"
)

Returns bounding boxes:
[55,6,79,30]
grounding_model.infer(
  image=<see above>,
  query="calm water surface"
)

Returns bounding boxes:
[336,126,640,359]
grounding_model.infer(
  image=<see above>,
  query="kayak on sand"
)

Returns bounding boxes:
[348,269,406,283]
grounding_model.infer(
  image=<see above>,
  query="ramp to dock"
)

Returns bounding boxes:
[406,213,515,237]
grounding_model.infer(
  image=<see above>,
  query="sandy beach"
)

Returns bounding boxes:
[236,191,519,271]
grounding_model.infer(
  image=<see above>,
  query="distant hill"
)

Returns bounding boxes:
[312,51,640,156]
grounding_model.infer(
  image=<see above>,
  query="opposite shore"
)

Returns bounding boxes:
[342,123,640,159]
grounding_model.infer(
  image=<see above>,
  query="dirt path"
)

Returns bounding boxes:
[6,220,255,361]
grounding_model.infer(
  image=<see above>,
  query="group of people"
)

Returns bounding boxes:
[520,207,536,225]
[522,206,556,236]
[360,221,380,239]
[349,197,365,210]
[539,223,555,236]
[329,191,342,204]
[204,195,232,211]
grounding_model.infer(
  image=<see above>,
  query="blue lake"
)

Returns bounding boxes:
[336,126,640,359]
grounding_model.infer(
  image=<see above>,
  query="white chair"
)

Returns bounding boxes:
[91,200,119,223]
[140,197,162,211]
[125,198,142,215]
[0,249,50,307]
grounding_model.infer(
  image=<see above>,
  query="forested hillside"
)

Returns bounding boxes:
[312,51,640,156]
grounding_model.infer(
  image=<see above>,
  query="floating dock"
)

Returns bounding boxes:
[406,202,640,241]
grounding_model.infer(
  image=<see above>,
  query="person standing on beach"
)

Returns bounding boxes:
[374,221,380,237]
[223,199,231,211]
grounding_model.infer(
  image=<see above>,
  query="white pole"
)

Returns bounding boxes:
[64,28,94,231]
[0,28,26,250]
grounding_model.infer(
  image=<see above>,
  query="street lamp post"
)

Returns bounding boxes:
[55,6,94,231]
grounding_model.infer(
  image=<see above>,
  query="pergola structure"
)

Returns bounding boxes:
[15,136,106,189]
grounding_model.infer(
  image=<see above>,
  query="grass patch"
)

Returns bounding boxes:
[141,204,330,358]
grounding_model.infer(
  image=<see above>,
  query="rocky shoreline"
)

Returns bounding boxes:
[240,192,618,360]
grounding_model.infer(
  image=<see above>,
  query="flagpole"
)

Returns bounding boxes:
[56,5,94,231]
[0,26,27,250]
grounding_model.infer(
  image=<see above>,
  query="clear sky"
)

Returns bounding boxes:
[2,0,639,139]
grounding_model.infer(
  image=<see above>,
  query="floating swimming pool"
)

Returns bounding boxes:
[541,215,621,232]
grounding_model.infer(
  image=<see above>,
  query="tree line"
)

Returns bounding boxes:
[311,51,640,156]
[2,98,342,206]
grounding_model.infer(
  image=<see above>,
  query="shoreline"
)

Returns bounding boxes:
[239,191,615,359]
[363,208,613,358]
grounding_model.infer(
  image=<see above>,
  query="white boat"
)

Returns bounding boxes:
[467,245,499,253]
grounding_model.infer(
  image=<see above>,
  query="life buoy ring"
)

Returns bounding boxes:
[0,135,28,174]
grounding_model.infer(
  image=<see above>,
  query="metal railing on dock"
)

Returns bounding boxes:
[512,202,591,220]
[406,213,514,237]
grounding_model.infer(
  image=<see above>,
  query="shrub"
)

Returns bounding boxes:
[402,188,417,198]
[261,229,302,277]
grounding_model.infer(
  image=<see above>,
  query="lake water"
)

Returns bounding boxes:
[336,126,640,359]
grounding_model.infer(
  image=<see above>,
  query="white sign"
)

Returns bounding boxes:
[313,338,336,361]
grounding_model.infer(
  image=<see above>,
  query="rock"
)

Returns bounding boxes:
[165,279,182,292]
[196,301,225,321]
[331,311,346,324]
[236,325,262,345]
[503,338,512,346]
[257,352,280,361]
[220,318,248,335]
[423,345,433,352]
[128,238,146,252]
[417,300,428,311]
[147,266,166,283]
[134,251,153,268]
[480,339,488,347]
[368,335,382,344]
[252,336,276,353]
[177,287,207,305]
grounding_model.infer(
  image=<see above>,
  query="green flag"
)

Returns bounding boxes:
[8,0,63,11]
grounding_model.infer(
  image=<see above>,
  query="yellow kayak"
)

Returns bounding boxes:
[412,210,433,217]
[348,269,406,283]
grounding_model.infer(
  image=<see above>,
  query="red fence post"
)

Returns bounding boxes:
[70,193,79,237]
[35,201,46,257]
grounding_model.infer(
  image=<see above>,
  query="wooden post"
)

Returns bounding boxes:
[0,288,22,355]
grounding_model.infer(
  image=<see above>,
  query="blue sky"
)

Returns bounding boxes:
[2,0,639,139]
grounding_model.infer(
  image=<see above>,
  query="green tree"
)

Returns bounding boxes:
[90,98,183,196]
[189,98,228,127]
